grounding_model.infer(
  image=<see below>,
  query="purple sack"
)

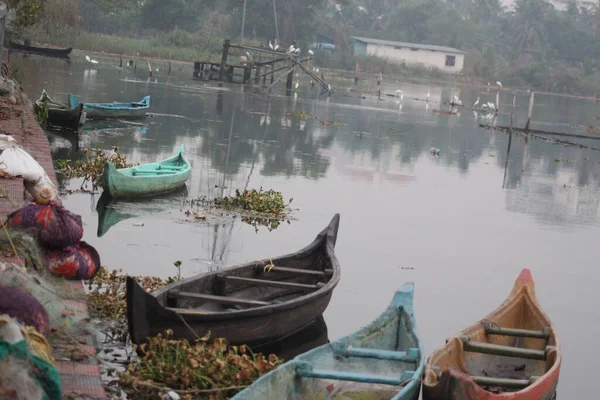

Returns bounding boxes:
[0,285,50,336]
[6,202,83,249]
[44,241,101,280]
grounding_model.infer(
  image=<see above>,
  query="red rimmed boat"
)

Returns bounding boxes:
[423,269,561,400]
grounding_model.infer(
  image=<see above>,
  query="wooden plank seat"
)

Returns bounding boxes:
[330,344,420,363]
[483,325,551,340]
[253,265,334,276]
[175,291,269,307]
[470,375,540,389]
[295,361,415,385]
[224,275,325,291]
[460,335,555,361]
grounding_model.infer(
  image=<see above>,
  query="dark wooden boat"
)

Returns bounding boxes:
[34,90,85,130]
[422,269,561,400]
[9,41,72,58]
[126,214,341,346]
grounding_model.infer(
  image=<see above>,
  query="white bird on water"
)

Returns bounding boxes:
[288,45,295,54]
[474,97,480,107]
[294,47,301,55]
[453,95,462,106]
[268,40,274,50]
[426,89,431,101]
[395,89,403,100]
[496,81,502,88]
[295,81,299,90]
[274,40,279,51]
[308,49,314,56]
[85,55,98,64]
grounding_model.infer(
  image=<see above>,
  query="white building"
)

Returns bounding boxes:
[501,0,598,11]
[352,37,466,74]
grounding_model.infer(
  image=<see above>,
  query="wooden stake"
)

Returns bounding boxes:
[525,91,535,131]
[510,93,516,131]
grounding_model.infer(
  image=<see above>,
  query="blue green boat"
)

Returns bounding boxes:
[68,93,150,119]
[101,144,192,199]
[232,283,424,400]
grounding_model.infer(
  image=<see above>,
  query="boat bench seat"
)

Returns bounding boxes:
[430,366,540,389]
[483,323,551,340]
[330,343,420,363]
[253,265,334,276]
[224,275,325,291]
[175,291,269,307]
[295,361,415,385]
[460,335,555,361]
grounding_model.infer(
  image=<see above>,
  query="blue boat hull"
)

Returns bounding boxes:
[68,94,150,119]
[232,283,424,400]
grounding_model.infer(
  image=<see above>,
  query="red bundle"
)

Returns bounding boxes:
[43,241,101,280]
[6,202,83,249]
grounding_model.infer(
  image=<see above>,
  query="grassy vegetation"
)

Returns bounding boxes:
[20,26,223,62]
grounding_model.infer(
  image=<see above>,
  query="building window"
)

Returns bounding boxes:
[445,55,456,67]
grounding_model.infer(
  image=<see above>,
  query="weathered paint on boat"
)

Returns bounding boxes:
[232,283,424,400]
[33,90,85,130]
[68,93,150,119]
[422,269,561,400]
[101,144,191,199]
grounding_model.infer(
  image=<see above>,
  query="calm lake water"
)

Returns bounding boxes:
[10,51,600,397]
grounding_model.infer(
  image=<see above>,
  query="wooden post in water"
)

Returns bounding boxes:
[119,54,123,68]
[270,65,275,84]
[168,50,172,76]
[219,39,231,82]
[525,91,535,131]
[286,59,294,91]
[255,66,261,85]
[510,93,516,131]
[496,90,500,113]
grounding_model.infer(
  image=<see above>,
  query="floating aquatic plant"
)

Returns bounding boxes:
[119,330,282,399]
[56,147,135,191]
[86,267,179,342]
[187,188,294,233]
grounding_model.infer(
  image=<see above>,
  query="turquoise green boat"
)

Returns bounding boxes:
[232,283,424,400]
[101,145,192,199]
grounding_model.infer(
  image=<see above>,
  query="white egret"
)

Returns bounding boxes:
[288,45,295,53]
[295,81,299,89]
[308,49,314,56]
[90,59,98,64]
[496,81,502,88]
[395,89,403,100]
[294,47,301,55]
[426,89,431,101]
[453,95,462,105]
[269,41,273,50]
[85,55,91,62]
[474,97,480,107]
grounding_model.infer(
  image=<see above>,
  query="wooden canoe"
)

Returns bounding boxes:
[33,90,86,130]
[9,41,72,58]
[126,214,341,346]
[68,94,150,119]
[101,144,191,199]
[422,269,561,400]
[232,282,424,400]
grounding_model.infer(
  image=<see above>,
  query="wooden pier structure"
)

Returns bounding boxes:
[193,39,335,95]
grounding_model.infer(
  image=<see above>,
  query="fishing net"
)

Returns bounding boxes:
[0,315,62,400]
[0,228,95,341]
[6,202,83,249]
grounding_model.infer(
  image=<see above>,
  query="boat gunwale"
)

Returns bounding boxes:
[422,269,561,398]
[68,94,150,112]
[147,214,342,322]
[106,145,191,179]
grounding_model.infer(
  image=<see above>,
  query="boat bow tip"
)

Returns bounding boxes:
[392,282,415,307]
[516,268,533,283]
